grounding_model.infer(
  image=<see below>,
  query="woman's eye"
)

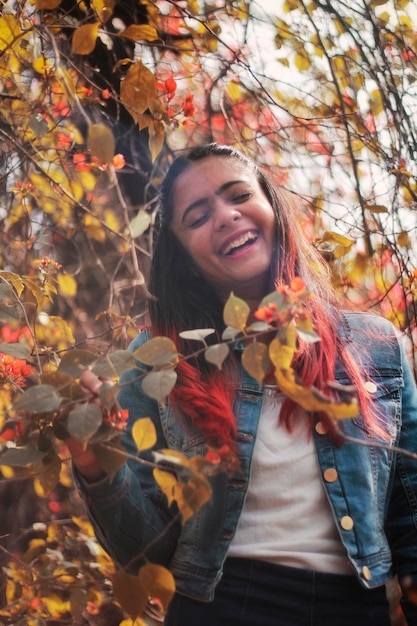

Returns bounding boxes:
[232,192,251,203]
[189,213,209,228]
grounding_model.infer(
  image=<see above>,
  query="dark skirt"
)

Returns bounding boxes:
[165,557,391,626]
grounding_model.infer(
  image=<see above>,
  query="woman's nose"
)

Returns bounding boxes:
[213,201,242,231]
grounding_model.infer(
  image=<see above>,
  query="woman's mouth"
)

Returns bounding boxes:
[222,231,258,256]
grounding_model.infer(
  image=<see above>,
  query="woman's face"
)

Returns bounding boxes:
[170,156,276,305]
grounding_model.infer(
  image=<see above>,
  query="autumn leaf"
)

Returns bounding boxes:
[112,571,148,619]
[138,562,175,611]
[57,273,77,297]
[35,0,62,8]
[72,23,100,55]
[132,418,157,452]
[223,292,250,332]
[269,338,359,420]
[87,123,115,164]
[133,337,178,367]
[241,341,270,384]
[119,24,159,42]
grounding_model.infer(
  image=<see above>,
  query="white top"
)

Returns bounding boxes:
[228,387,353,574]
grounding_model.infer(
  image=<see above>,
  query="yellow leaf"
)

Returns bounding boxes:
[120,61,158,121]
[153,468,177,507]
[48,315,76,343]
[34,455,61,496]
[36,0,62,7]
[270,340,294,370]
[148,120,166,162]
[58,273,77,298]
[72,23,100,55]
[77,169,97,191]
[132,418,157,452]
[0,14,20,49]
[397,231,410,248]
[133,336,178,367]
[173,474,212,522]
[33,56,54,75]
[138,562,175,611]
[119,24,159,42]
[91,0,115,22]
[223,292,250,332]
[269,338,358,420]
[364,204,389,214]
[294,52,310,71]
[104,209,121,232]
[227,81,242,101]
[241,341,270,385]
[112,571,148,619]
[83,213,106,242]
[87,123,115,164]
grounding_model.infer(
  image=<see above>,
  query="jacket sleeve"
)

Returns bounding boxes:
[73,330,181,572]
[385,338,417,623]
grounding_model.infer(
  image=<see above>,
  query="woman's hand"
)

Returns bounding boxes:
[66,370,109,482]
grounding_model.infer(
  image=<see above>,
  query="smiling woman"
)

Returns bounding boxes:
[73,143,417,626]
[170,156,276,305]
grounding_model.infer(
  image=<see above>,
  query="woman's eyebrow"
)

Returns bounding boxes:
[181,180,246,223]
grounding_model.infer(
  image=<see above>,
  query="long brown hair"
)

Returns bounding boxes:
[148,143,381,447]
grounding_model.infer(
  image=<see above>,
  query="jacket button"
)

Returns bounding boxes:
[315,421,328,435]
[364,381,377,394]
[340,516,354,530]
[323,468,338,483]
[362,566,372,581]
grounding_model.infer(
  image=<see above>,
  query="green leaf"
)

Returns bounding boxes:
[295,327,321,343]
[142,370,177,403]
[0,343,31,359]
[179,328,215,343]
[97,381,119,411]
[204,343,229,370]
[0,447,46,469]
[129,209,152,238]
[66,403,103,444]
[134,337,178,367]
[0,283,13,300]
[0,304,21,323]
[13,384,62,413]
[92,350,136,378]
[222,326,240,341]
[247,321,273,333]
[58,350,98,377]
[40,371,82,400]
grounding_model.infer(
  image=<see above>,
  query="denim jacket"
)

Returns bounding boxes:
[75,311,417,616]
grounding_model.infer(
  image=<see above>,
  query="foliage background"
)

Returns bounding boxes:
[0,0,416,623]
